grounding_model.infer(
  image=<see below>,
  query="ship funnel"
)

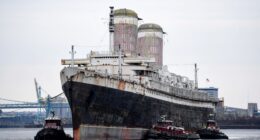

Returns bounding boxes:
[113,8,139,55]
[137,23,164,67]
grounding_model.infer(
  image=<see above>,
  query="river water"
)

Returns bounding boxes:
[0,128,260,140]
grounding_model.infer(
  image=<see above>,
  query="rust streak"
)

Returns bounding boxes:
[73,128,80,140]
[122,127,130,140]
[118,81,125,90]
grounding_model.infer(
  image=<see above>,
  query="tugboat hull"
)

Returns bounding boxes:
[145,130,200,139]
[197,129,229,139]
[35,128,72,140]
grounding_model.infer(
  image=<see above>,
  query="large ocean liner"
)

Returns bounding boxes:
[60,7,218,139]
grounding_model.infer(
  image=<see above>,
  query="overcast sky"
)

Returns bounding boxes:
[0,0,259,109]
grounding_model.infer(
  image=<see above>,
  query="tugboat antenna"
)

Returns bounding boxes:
[51,111,55,118]
[160,115,167,121]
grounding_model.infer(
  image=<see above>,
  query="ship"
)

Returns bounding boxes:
[60,7,218,140]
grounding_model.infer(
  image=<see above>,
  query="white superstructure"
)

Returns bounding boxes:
[61,50,217,109]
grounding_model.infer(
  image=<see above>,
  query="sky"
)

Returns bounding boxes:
[0,0,259,109]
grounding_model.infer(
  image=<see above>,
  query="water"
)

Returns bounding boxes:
[0,128,72,140]
[222,129,260,140]
[0,128,260,140]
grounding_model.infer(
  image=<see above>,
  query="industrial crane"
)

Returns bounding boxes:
[34,79,69,119]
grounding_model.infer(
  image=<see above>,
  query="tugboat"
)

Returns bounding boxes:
[34,111,72,140]
[145,116,200,139]
[197,118,228,139]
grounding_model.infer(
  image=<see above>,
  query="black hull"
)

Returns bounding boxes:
[34,128,72,140]
[62,81,213,133]
[145,130,200,139]
[197,129,229,139]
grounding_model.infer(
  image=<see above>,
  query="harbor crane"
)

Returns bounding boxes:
[0,79,70,124]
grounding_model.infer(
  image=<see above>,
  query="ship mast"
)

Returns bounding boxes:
[195,63,198,89]
[70,45,75,67]
[109,6,114,53]
[118,44,122,79]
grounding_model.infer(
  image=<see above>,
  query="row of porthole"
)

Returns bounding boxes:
[146,89,174,100]
[147,88,210,105]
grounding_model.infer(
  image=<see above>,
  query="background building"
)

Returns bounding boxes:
[198,87,218,99]
[248,103,258,117]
